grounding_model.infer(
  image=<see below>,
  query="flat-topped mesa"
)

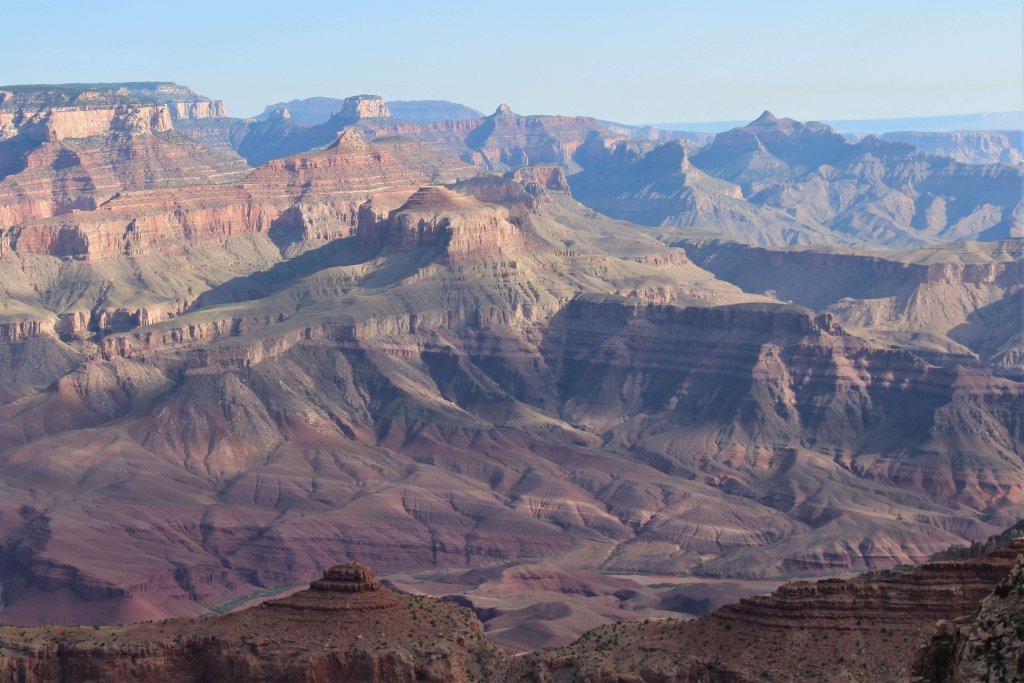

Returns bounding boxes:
[309,562,383,593]
[0,82,228,140]
[339,94,391,121]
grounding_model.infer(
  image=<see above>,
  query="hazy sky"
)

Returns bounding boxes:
[2,0,1020,123]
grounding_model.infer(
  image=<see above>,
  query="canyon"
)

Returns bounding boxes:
[0,82,1021,680]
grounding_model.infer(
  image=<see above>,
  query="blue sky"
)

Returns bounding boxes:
[2,0,1020,123]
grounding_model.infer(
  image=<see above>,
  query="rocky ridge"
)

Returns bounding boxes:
[914,553,1024,682]
[513,539,1024,681]
[0,562,505,682]
[231,95,646,171]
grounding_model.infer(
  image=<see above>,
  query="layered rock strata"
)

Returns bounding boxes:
[513,540,1024,682]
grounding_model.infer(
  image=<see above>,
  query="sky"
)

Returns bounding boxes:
[1,0,1021,124]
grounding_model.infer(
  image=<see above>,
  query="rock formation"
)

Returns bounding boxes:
[310,562,385,593]
[255,98,483,126]
[0,82,1022,645]
[0,83,249,230]
[230,94,635,170]
[2,129,474,261]
[914,553,1024,682]
[0,562,505,682]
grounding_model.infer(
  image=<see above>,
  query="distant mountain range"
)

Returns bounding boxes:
[656,111,1024,134]
[254,97,484,124]
[253,97,1023,137]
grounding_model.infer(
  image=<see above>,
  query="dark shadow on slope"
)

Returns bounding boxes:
[0,135,40,183]
[265,206,304,255]
[949,290,1024,380]
[190,236,376,310]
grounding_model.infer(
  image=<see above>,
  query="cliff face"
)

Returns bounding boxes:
[0,103,173,141]
[2,130,474,260]
[678,237,1024,377]
[0,82,229,140]
[915,554,1024,682]
[0,84,250,230]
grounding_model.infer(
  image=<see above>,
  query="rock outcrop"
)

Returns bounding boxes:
[357,185,533,260]
[338,94,391,120]
[0,563,505,683]
[513,540,1024,682]
[914,553,1024,682]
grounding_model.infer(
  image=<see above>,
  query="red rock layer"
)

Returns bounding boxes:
[3,132,473,259]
